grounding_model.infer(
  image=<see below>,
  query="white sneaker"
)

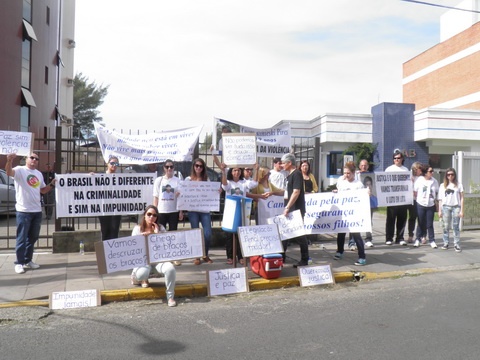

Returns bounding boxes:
[430,241,438,249]
[365,241,374,248]
[385,241,392,245]
[413,240,420,247]
[349,245,357,251]
[15,264,26,274]
[23,261,40,269]
[399,240,407,246]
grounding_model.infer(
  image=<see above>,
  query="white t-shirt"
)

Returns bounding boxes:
[385,164,409,172]
[13,166,46,212]
[153,176,181,213]
[131,224,166,236]
[438,182,464,206]
[222,179,250,197]
[336,178,364,192]
[414,176,439,207]
[269,169,287,190]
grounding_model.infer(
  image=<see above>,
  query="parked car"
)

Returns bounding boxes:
[0,169,16,214]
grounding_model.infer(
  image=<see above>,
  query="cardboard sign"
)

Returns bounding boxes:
[176,181,221,212]
[267,209,306,240]
[56,173,156,217]
[147,228,204,263]
[374,171,413,207]
[0,131,34,156]
[221,133,257,167]
[50,289,100,309]
[298,264,335,287]
[237,224,283,257]
[207,267,249,296]
[95,235,148,274]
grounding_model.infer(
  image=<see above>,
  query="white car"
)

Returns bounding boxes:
[0,169,16,214]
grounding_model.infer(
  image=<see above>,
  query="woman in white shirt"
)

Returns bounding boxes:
[413,165,440,249]
[130,205,177,307]
[438,168,464,252]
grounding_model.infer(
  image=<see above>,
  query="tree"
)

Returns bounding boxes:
[73,73,109,139]
[342,143,378,170]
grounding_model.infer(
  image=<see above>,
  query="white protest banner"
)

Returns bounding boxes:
[55,173,155,217]
[374,171,413,207]
[148,229,204,263]
[221,133,257,167]
[256,196,284,225]
[267,209,306,241]
[240,123,291,158]
[207,267,249,297]
[176,181,221,212]
[94,123,202,164]
[237,224,283,257]
[50,289,100,310]
[298,265,335,287]
[0,131,33,156]
[212,118,291,158]
[95,235,147,274]
[303,191,372,234]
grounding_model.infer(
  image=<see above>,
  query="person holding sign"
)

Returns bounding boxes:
[5,153,56,274]
[153,160,183,266]
[98,156,122,241]
[184,158,217,265]
[438,168,464,252]
[280,153,310,268]
[333,161,367,266]
[413,165,439,249]
[130,205,177,307]
[384,151,410,246]
[221,166,250,265]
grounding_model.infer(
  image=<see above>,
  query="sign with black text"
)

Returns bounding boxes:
[0,130,33,156]
[238,224,283,257]
[207,267,249,296]
[221,133,257,167]
[176,181,221,212]
[147,229,204,263]
[298,264,335,287]
[50,289,100,309]
[267,210,305,241]
[374,171,413,207]
[95,235,148,274]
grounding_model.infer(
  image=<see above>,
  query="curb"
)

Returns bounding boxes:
[3,265,478,309]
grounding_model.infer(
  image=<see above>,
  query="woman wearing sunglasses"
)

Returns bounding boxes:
[438,168,464,252]
[130,205,177,307]
[98,156,122,241]
[413,165,440,249]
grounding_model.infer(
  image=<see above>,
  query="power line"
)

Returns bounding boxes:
[401,0,480,13]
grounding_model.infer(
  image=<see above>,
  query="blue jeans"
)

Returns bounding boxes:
[188,211,212,255]
[415,204,436,242]
[442,205,461,246]
[15,211,43,265]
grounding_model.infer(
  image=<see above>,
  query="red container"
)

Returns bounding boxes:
[250,254,283,279]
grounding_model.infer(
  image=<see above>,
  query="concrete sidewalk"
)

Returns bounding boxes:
[1,213,480,307]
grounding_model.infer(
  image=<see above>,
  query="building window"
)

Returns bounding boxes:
[46,6,50,25]
[23,0,32,23]
[45,66,49,84]
[20,106,30,132]
[327,152,344,176]
[21,40,31,88]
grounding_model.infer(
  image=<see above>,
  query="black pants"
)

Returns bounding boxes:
[226,234,243,260]
[385,205,408,242]
[338,232,365,259]
[158,212,179,231]
[282,235,309,262]
[407,201,418,237]
[98,215,122,241]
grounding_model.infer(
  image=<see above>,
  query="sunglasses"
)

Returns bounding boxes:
[194,164,204,168]
[164,165,174,169]
[446,173,455,176]
[393,157,402,160]
[427,170,434,173]
[109,162,119,166]
[29,156,39,161]
[146,212,157,217]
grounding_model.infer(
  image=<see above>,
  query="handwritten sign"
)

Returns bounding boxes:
[303,191,372,234]
[221,133,257,167]
[237,224,283,257]
[267,209,306,240]
[375,171,413,207]
[95,235,148,274]
[56,173,155,217]
[176,181,221,212]
[148,229,204,263]
[207,267,249,296]
[298,264,335,287]
[50,289,100,309]
[0,131,33,156]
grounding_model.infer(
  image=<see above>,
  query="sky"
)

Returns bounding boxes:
[74,0,461,135]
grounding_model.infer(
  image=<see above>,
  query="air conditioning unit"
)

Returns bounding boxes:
[68,39,76,48]
[67,78,74,86]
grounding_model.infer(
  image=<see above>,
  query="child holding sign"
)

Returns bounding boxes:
[130,205,177,307]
